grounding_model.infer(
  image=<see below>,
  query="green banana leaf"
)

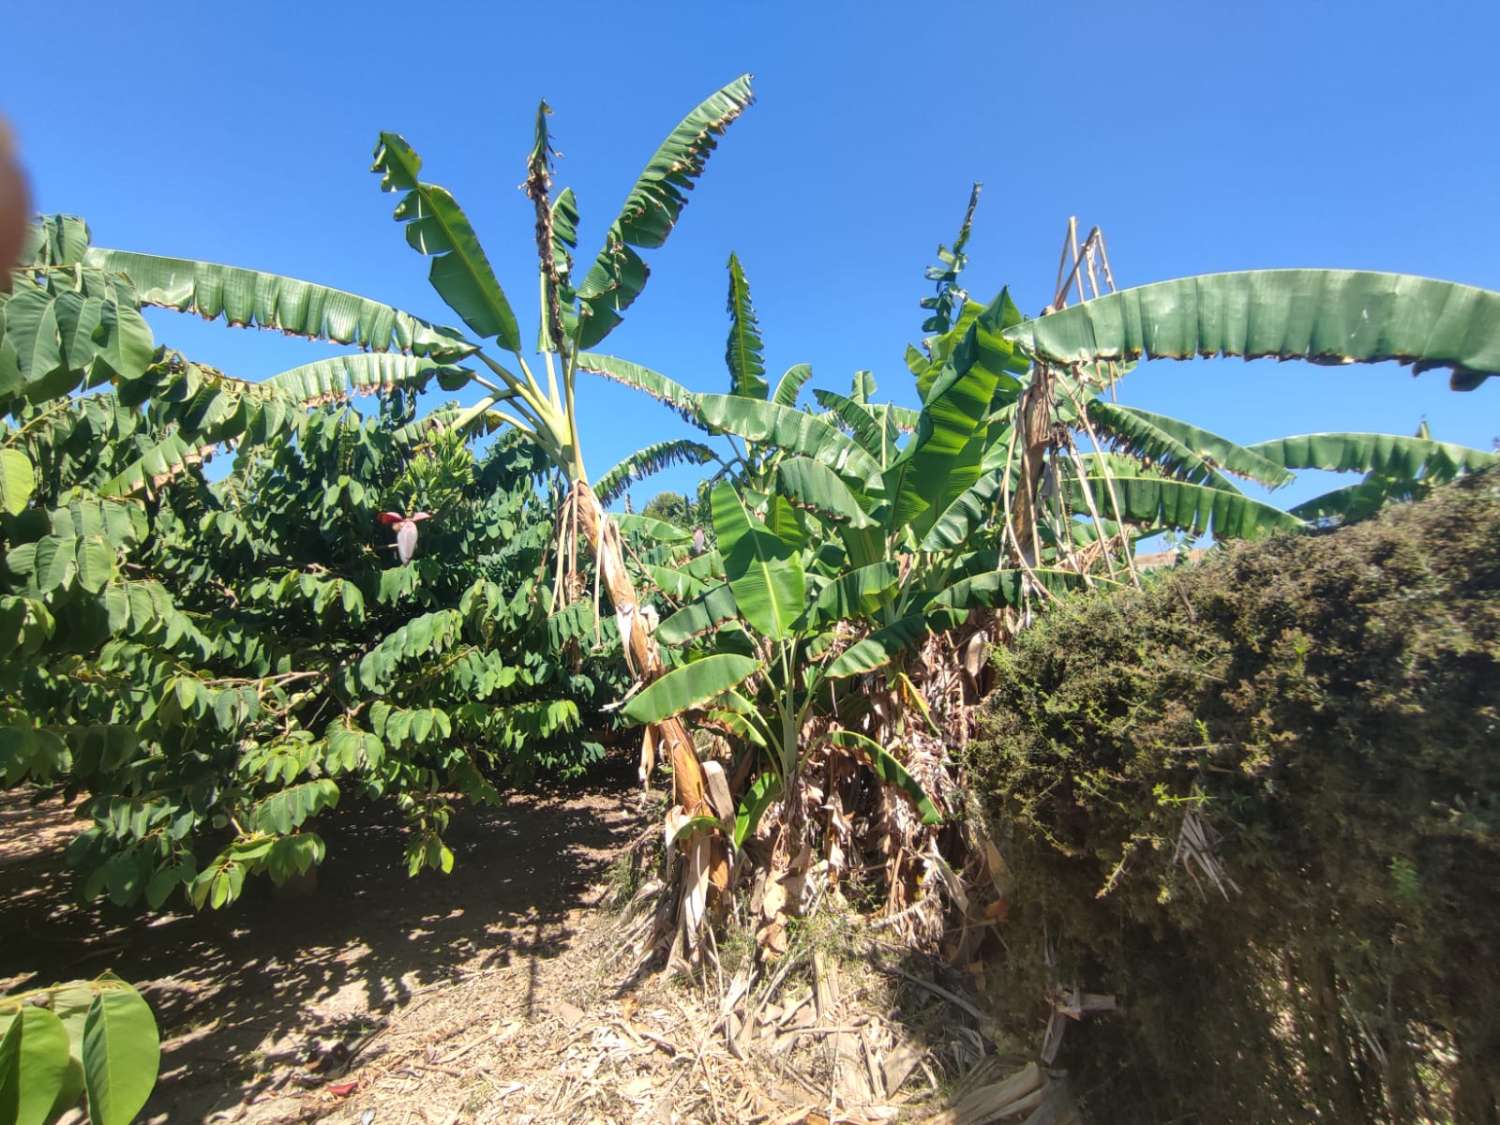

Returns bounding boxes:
[84,248,472,359]
[1247,432,1497,477]
[575,76,754,348]
[1066,475,1305,540]
[266,353,462,403]
[621,652,760,725]
[657,582,740,644]
[772,363,813,408]
[712,483,805,641]
[734,773,782,847]
[799,561,899,628]
[1288,477,1424,524]
[1088,401,1291,488]
[695,394,883,488]
[828,730,941,824]
[887,288,1019,533]
[1002,269,1500,391]
[594,439,719,506]
[814,388,893,463]
[724,253,766,399]
[611,512,693,543]
[775,457,877,529]
[575,353,702,421]
[371,133,522,353]
[824,612,937,680]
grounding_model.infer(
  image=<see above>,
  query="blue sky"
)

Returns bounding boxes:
[7,0,1499,512]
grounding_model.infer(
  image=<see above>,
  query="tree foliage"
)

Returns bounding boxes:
[0,217,626,911]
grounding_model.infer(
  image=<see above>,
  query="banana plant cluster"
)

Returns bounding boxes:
[0,973,159,1125]
[572,203,1499,931]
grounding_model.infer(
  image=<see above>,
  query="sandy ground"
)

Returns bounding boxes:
[0,770,643,1122]
[2,768,1066,1124]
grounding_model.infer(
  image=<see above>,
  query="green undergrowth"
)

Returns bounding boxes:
[967,468,1500,1123]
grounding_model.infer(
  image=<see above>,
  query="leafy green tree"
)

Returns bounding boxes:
[0,217,626,909]
[640,491,693,526]
[1,78,760,921]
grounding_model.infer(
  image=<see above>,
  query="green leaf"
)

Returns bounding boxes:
[31,537,78,592]
[613,512,693,544]
[250,779,339,835]
[45,984,91,1118]
[919,459,1012,552]
[1247,432,1498,478]
[813,388,891,463]
[21,215,92,268]
[594,440,718,507]
[1287,477,1422,524]
[917,183,981,338]
[575,75,754,348]
[81,983,160,1125]
[712,484,805,641]
[371,133,521,352]
[75,539,115,594]
[886,291,1015,533]
[772,364,813,408]
[0,449,35,515]
[47,498,147,547]
[657,583,741,644]
[1002,269,1500,391]
[776,457,877,529]
[2,287,68,396]
[724,253,767,399]
[1088,401,1292,489]
[801,561,899,628]
[621,653,761,725]
[85,248,473,359]
[667,814,725,848]
[0,1004,72,1125]
[98,432,212,498]
[575,353,702,421]
[645,563,711,601]
[695,394,883,488]
[733,773,781,848]
[53,287,155,384]
[1066,475,1306,540]
[930,567,1088,613]
[267,353,462,403]
[824,612,935,680]
[829,730,941,824]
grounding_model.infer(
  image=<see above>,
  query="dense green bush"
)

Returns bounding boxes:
[968,469,1500,1123]
[5,384,628,911]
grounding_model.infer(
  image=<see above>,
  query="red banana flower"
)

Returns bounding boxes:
[378,511,431,564]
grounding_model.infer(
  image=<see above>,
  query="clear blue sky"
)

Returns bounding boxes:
[8,0,1499,512]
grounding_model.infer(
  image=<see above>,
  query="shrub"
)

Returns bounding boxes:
[967,468,1500,1123]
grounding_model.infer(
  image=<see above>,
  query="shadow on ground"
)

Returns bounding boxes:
[0,765,641,1122]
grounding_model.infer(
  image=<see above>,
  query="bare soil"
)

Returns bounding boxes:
[2,767,1052,1124]
[1,769,644,1122]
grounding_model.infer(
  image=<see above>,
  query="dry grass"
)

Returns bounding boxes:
[3,767,1070,1124]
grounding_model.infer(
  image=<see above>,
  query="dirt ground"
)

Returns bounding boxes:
[1,766,1070,1124]
[0,767,647,1122]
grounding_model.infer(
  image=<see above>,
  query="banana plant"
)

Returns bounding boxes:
[623,481,946,853]
[365,80,767,956]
